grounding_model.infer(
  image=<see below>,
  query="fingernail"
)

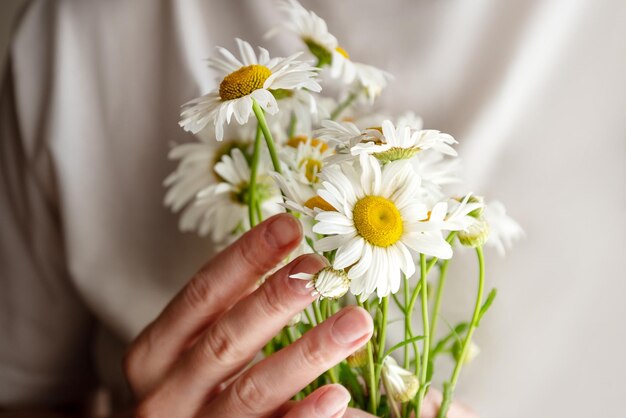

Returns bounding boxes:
[315,385,350,417]
[331,307,373,346]
[288,255,327,295]
[265,214,301,249]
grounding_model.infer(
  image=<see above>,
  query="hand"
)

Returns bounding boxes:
[281,387,478,418]
[124,213,374,417]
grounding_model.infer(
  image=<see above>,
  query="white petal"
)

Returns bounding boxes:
[334,237,365,269]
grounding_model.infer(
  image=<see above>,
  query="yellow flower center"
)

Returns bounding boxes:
[287,136,329,152]
[219,65,271,101]
[299,158,323,183]
[353,196,403,247]
[304,196,336,211]
[335,46,350,59]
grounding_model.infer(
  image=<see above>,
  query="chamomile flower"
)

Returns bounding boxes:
[410,151,462,200]
[290,267,351,299]
[264,89,328,141]
[382,357,419,403]
[181,148,282,240]
[179,38,321,141]
[313,154,453,299]
[270,0,390,101]
[314,120,380,163]
[350,120,458,163]
[483,201,524,255]
[281,137,334,185]
[164,121,259,219]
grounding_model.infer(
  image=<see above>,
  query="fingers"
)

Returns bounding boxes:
[135,254,326,418]
[343,407,380,417]
[283,385,351,418]
[202,306,373,417]
[126,213,303,395]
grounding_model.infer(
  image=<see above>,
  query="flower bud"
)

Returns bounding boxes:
[452,341,481,365]
[347,346,368,368]
[290,267,350,300]
[458,217,490,248]
[382,357,419,403]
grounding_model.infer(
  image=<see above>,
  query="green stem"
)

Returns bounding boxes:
[377,297,389,365]
[403,276,410,369]
[248,125,263,227]
[287,112,297,139]
[407,232,457,315]
[251,99,282,174]
[312,300,323,325]
[358,299,378,414]
[438,247,486,418]
[415,254,431,415]
[430,259,451,349]
[303,308,315,327]
[330,91,358,120]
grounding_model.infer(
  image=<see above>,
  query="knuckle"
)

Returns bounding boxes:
[200,321,243,365]
[123,343,142,387]
[299,334,330,367]
[258,279,290,318]
[134,396,161,418]
[235,235,272,273]
[232,373,268,414]
[183,275,215,312]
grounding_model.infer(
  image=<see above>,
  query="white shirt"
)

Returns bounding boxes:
[1,0,624,416]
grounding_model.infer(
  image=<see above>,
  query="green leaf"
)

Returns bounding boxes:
[431,322,469,356]
[382,335,425,360]
[477,288,497,326]
[426,358,435,383]
[377,395,391,418]
[339,362,365,406]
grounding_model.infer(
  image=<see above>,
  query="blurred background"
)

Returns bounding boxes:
[1,1,624,417]
[0,0,26,80]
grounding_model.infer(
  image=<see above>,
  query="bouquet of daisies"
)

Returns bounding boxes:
[165,1,523,416]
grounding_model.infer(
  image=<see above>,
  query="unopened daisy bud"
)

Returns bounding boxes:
[382,357,419,403]
[346,346,368,368]
[452,341,481,365]
[290,267,350,299]
[458,217,490,248]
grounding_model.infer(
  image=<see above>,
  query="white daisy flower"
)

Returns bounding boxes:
[396,111,424,130]
[350,120,458,163]
[179,38,321,141]
[381,357,419,403]
[483,200,524,255]
[410,151,462,200]
[268,0,339,66]
[270,0,390,101]
[164,119,261,219]
[181,148,282,240]
[290,267,350,299]
[345,61,392,102]
[281,137,335,185]
[314,119,380,163]
[264,89,328,141]
[272,168,318,217]
[312,154,453,299]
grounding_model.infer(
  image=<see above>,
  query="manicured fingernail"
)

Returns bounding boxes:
[315,385,350,417]
[289,255,327,295]
[265,214,301,249]
[331,307,373,345]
